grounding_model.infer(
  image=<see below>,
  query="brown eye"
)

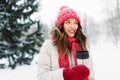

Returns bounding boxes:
[65,21,70,24]
[74,21,78,24]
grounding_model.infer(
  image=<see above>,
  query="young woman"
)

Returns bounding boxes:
[37,6,95,80]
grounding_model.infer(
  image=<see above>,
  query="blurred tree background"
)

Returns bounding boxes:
[82,0,120,45]
[0,0,47,69]
[104,0,120,44]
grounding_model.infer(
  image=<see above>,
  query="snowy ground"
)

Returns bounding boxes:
[0,64,37,80]
[90,38,120,80]
[0,38,120,80]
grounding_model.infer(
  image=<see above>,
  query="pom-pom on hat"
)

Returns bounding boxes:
[56,6,80,27]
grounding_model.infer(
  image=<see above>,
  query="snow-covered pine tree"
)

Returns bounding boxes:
[0,0,44,69]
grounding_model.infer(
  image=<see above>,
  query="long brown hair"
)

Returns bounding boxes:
[51,23,87,54]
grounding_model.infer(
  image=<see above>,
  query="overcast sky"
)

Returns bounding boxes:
[31,0,107,27]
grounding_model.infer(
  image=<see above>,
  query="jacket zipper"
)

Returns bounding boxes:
[69,50,74,67]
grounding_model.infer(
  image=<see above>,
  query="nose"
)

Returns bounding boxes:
[70,23,76,28]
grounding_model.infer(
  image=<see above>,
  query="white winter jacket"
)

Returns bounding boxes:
[37,39,95,80]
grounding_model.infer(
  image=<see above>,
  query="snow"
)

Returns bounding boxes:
[90,37,120,80]
[0,38,120,80]
[0,64,37,80]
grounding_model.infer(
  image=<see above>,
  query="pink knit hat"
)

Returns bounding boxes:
[56,6,80,27]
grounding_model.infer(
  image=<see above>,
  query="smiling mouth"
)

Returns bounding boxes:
[68,30,76,34]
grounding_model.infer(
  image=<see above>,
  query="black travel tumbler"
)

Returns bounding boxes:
[76,51,89,64]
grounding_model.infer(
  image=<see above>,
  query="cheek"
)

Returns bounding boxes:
[63,25,68,32]
[75,26,78,31]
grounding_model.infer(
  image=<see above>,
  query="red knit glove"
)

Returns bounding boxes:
[63,65,90,80]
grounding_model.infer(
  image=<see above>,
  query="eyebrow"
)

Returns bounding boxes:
[66,19,78,23]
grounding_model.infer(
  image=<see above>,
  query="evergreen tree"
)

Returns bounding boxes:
[0,0,44,69]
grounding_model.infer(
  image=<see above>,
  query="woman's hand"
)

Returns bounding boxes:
[63,65,90,80]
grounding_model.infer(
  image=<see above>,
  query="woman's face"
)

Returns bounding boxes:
[63,18,78,37]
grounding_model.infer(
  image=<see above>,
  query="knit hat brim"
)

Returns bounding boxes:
[56,6,80,27]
